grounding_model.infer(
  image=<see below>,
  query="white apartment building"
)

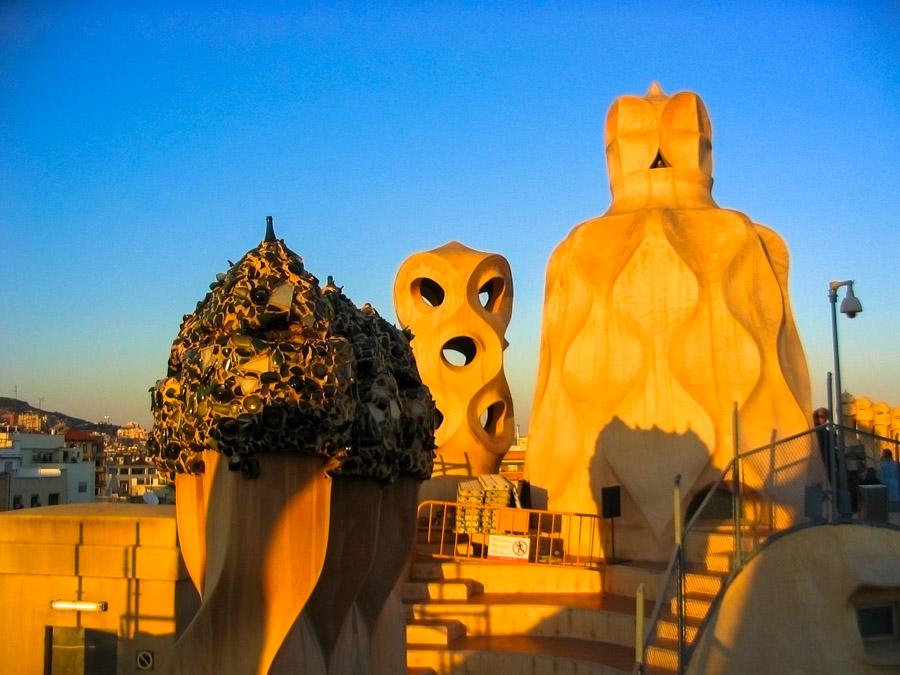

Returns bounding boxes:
[104,454,163,499]
[0,431,96,510]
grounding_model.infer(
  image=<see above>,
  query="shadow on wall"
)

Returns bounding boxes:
[166,452,331,675]
[684,479,764,525]
[198,457,284,671]
[590,417,712,557]
[735,429,822,530]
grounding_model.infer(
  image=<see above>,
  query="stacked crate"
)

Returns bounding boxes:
[455,479,485,534]
[479,474,513,533]
[454,474,514,534]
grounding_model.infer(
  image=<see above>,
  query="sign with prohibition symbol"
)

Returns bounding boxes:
[487,534,530,561]
[136,650,154,671]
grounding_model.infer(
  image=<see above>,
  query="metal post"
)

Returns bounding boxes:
[732,402,743,570]
[674,474,685,674]
[674,475,683,548]
[826,372,837,523]
[829,290,852,517]
[610,515,616,562]
[635,582,645,670]
[829,290,844,434]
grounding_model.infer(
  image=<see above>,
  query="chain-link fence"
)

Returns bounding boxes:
[738,427,822,529]
[637,421,849,674]
[637,460,738,674]
[841,425,900,467]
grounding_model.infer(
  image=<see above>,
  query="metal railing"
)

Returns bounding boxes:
[635,405,843,674]
[841,425,900,465]
[635,396,900,675]
[635,454,737,674]
[831,424,900,519]
[416,499,603,568]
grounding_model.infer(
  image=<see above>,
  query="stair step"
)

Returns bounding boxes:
[411,559,444,580]
[655,613,701,643]
[684,530,765,559]
[409,592,648,645]
[404,554,716,673]
[403,578,483,602]
[410,557,670,598]
[668,591,716,619]
[684,570,725,595]
[406,619,466,646]
[408,635,635,674]
[644,637,680,670]
[702,551,732,573]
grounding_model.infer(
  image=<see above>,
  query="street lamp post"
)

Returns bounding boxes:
[828,279,862,517]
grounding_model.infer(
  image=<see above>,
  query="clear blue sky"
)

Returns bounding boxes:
[1,1,898,429]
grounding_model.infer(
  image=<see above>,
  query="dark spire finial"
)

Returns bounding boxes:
[264,215,276,242]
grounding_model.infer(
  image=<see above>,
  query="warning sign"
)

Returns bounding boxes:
[136,650,154,671]
[488,534,530,561]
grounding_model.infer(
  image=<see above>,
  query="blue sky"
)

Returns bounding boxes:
[1,1,898,428]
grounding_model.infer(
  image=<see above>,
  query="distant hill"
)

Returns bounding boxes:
[0,397,119,434]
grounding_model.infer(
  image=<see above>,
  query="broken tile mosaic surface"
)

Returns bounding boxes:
[148,220,435,481]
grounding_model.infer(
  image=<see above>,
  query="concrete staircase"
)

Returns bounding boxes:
[641,526,770,672]
[641,569,726,672]
[404,524,769,674]
[404,530,663,674]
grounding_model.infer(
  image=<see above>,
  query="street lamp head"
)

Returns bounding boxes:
[840,284,862,318]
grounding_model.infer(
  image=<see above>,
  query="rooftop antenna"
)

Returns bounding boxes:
[264,215,277,242]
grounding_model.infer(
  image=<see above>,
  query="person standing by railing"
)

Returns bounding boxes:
[879,449,899,512]
[813,407,836,485]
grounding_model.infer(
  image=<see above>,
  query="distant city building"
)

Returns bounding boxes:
[842,393,900,440]
[64,429,105,496]
[0,411,48,433]
[116,420,148,444]
[0,431,95,510]
[104,452,165,500]
[96,421,173,503]
[499,435,527,481]
[840,393,900,472]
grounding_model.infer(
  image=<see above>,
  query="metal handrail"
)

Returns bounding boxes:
[683,459,736,536]
[416,499,604,569]
[634,543,677,674]
[738,425,824,459]
[838,424,900,457]
[635,421,869,673]
[635,583,645,668]
[635,457,735,673]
